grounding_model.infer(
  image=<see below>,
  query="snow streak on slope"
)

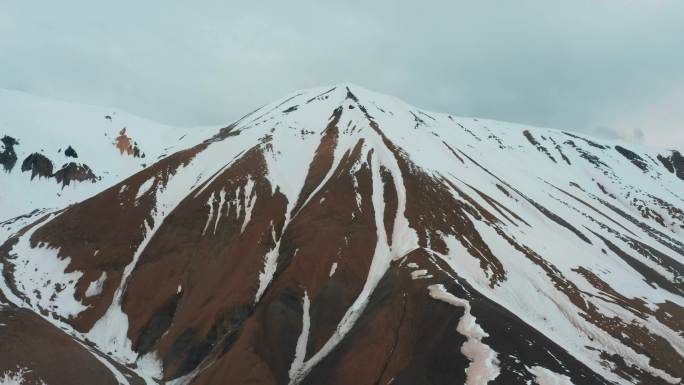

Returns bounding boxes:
[428,284,500,385]
[527,366,576,385]
[288,291,310,382]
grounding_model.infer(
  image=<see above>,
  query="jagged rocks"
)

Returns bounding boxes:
[0,135,19,172]
[54,162,97,187]
[657,150,684,180]
[115,127,145,158]
[21,152,54,180]
[17,152,97,187]
[615,145,649,172]
[65,145,78,158]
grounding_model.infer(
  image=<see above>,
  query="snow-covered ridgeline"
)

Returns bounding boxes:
[435,214,681,385]
[0,88,215,222]
[335,86,682,384]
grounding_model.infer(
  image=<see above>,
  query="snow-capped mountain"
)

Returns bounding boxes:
[0,89,213,223]
[1,85,682,385]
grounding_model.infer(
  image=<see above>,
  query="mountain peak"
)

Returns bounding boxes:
[1,86,683,385]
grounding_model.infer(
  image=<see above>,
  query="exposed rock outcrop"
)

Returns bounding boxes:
[657,150,684,180]
[0,135,19,172]
[54,162,98,187]
[21,152,54,180]
[65,145,78,158]
[115,127,145,158]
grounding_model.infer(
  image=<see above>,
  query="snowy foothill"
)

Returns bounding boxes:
[0,88,214,222]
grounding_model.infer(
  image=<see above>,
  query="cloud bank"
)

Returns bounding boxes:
[1,1,682,148]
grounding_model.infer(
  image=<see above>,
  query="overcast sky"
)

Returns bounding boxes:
[1,1,683,148]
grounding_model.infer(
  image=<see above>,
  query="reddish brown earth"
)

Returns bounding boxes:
[0,302,144,385]
[115,128,144,157]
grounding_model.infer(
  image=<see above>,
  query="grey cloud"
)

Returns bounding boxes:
[0,1,683,146]
[633,128,645,143]
[581,126,649,145]
[586,126,623,141]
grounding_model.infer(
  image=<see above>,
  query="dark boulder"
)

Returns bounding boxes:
[657,150,684,180]
[21,152,54,179]
[54,162,97,187]
[65,145,78,158]
[0,135,19,172]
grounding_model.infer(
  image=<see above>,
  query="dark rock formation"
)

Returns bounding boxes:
[657,150,684,180]
[0,135,19,172]
[615,145,649,172]
[65,145,78,158]
[21,153,54,180]
[54,162,97,187]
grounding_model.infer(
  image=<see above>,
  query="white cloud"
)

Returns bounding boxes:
[603,82,684,149]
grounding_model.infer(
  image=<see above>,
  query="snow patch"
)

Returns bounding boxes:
[410,269,431,280]
[288,291,311,381]
[85,272,107,298]
[526,366,574,385]
[213,188,226,235]
[0,367,46,385]
[135,178,154,200]
[255,223,281,303]
[241,178,256,233]
[7,220,87,317]
[201,192,215,236]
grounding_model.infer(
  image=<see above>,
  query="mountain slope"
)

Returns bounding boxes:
[0,89,213,222]
[1,84,683,385]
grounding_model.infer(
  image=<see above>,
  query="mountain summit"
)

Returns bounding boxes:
[1,85,683,385]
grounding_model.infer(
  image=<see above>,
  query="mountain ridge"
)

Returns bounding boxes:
[0,88,215,222]
[1,84,683,385]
